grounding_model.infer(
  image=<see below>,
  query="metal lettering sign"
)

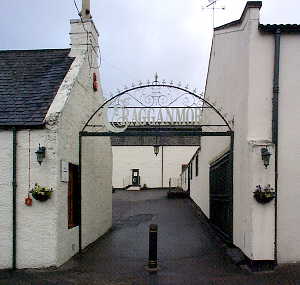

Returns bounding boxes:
[103,106,202,133]
[82,75,232,135]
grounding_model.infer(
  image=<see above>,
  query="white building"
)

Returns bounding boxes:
[0,6,112,269]
[112,127,198,190]
[186,1,300,266]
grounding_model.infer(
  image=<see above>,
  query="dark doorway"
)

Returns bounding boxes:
[68,163,80,229]
[209,153,233,242]
[132,169,140,186]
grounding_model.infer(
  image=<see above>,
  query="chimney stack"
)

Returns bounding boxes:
[80,0,92,19]
[70,0,99,58]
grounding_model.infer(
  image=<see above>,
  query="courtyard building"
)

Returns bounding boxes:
[0,12,112,269]
[112,125,199,190]
[186,1,300,265]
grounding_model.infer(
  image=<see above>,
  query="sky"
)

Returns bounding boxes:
[1,0,300,96]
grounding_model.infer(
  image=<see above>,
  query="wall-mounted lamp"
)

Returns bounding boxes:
[153,145,160,157]
[261,147,271,168]
[35,144,46,165]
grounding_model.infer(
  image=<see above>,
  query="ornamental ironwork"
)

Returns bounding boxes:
[82,74,232,134]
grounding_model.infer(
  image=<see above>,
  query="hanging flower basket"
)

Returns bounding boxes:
[253,185,275,204]
[30,183,53,202]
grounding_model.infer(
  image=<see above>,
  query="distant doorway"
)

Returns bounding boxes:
[132,169,140,186]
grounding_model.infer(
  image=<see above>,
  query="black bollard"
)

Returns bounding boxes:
[146,224,159,272]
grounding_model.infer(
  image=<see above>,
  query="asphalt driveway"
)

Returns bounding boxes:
[2,190,300,284]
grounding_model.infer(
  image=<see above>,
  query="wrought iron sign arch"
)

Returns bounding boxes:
[78,75,235,252]
[81,75,232,136]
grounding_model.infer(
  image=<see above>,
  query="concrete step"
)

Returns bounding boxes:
[127,186,141,191]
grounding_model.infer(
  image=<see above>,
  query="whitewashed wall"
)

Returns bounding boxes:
[53,53,112,265]
[51,19,112,266]
[190,5,275,261]
[112,146,197,189]
[17,129,58,268]
[277,35,300,263]
[0,128,58,269]
[0,131,13,269]
[164,147,197,187]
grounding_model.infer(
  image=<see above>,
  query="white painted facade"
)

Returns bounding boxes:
[112,146,197,189]
[187,2,300,264]
[0,19,112,269]
[276,33,300,263]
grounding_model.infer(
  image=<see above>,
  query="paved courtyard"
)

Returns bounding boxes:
[2,190,300,284]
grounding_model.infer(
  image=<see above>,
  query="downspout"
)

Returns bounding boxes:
[161,146,164,188]
[272,29,281,263]
[12,127,17,270]
[79,133,82,253]
[230,132,234,242]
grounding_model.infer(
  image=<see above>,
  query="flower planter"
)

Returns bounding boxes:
[30,183,53,202]
[32,192,51,202]
[253,191,275,204]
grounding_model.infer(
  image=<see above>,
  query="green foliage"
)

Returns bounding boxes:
[30,183,53,196]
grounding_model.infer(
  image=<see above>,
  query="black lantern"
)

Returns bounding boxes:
[261,147,271,168]
[153,145,160,156]
[35,144,46,165]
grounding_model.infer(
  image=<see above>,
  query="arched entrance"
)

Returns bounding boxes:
[78,75,234,251]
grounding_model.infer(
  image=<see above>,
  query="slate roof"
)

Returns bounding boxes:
[0,49,75,127]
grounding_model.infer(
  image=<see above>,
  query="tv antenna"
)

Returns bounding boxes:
[202,0,225,29]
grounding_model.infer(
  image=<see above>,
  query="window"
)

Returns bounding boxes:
[196,155,199,177]
[68,163,80,229]
[190,162,193,180]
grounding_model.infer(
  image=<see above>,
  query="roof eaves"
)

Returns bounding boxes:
[0,123,45,129]
[259,24,300,34]
[0,48,71,54]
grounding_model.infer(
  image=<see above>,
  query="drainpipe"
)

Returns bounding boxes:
[272,28,281,263]
[12,127,17,270]
[79,133,82,253]
[161,146,164,188]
